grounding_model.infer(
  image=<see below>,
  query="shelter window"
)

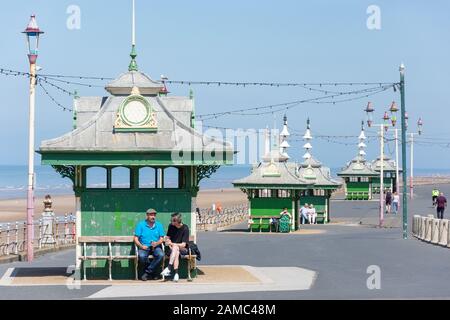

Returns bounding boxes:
[259,189,272,198]
[361,177,369,182]
[163,167,180,189]
[349,177,358,182]
[139,167,156,188]
[278,190,291,198]
[111,167,131,189]
[86,167,107,189]
[313,189,325,196]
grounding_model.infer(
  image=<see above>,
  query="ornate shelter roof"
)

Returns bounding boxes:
[39,72,234,166]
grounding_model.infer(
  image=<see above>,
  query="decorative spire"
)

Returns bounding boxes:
[73,89,79,130]
[303,118,313,160]
[280,115,290,159]
[190,89,195,128]
[128,0,138,71]
[357,121,367,159]
[264,126,270,159]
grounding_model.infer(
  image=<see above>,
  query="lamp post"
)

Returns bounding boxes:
[23,15,44,262]
[365,103,389,227]
[409,118,424,200]
[365,103,399,227]
[399,64,409,239]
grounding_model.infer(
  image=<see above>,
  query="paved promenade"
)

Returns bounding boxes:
[0,184,449,300]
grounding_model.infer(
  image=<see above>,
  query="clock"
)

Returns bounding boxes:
[122,99,149,126]
[114,87,157,132]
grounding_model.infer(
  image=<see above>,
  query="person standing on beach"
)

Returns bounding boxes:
[436,192,447,219]
[385,189,392,214]
[432,188,440,207]
[392,192,400,214]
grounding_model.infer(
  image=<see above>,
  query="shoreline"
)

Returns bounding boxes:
[1,176,449,223]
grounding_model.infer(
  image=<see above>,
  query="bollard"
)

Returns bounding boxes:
[438,219,449,247]
[425,218,433,242]
[420,217,427,240]
[431,219,440,244]
[413,216,419,236]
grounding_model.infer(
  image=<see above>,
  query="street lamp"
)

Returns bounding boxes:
[409,118,424,200]
[23,15,44,262]
[365,103,389,227]
[365,102,401,227]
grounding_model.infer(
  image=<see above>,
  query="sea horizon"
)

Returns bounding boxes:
[1,164,450,201]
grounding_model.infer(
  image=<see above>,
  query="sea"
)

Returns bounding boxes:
[1,165,450,201]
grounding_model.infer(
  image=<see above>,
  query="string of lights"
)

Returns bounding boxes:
[38,80,73,112]
[39,75,105,88]
[37,77,75,96]
[199,84,394,120]
[165,79,397,88]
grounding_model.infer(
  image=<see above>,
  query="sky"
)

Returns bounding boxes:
[0,0,449,169]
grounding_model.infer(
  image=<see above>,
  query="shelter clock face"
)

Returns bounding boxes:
[123,100,149,125]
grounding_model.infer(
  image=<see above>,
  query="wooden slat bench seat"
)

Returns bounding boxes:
[249,215,277,233]
[78,236,138,281]
[78,235,198,281]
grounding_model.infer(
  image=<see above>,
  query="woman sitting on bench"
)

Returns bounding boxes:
[161,212,190,282]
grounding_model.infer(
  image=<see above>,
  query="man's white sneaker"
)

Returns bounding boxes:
[161,267,171,277]
[173,273,179,282]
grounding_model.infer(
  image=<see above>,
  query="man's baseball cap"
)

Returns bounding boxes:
[146,208,157,215]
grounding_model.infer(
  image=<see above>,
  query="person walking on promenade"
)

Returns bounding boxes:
[392,192,400,214]
[385,189,392,214]
[432,188,440,207]
[436,192,447,220]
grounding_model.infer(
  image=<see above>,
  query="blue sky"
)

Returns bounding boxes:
[1,0,449,169]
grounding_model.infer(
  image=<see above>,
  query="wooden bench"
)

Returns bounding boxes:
[249,215,275,233]
[315,211,327,224]
[249,215,292,233]
[78,236,138,281]
[78,235,198,281]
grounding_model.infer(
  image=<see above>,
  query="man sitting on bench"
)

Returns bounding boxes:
[134,208,165,281]
[161,212,190,282]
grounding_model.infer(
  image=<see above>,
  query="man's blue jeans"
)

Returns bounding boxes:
[138,247,164,275]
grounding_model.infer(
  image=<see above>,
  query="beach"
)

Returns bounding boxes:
[0,189,248,223]
[1,176,450,223]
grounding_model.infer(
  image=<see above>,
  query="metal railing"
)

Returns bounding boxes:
[0,206,249,256]
[0,213,76,257]
[196,204,248,231]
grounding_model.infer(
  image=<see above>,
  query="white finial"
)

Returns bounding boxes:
[357,121,367,161]
[303,118,313,161]
[132,0,136,46]
[280,115,290,159]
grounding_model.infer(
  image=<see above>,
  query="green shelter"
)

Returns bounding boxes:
[371,155,401,194]
[233,118,341,231]
[338,124,378,200]
[38,47,234,279]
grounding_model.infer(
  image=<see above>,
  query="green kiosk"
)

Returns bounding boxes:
[371,155,400,194]
[38,46,234,280]
[338,123,378,200]
[233,118,341,232]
